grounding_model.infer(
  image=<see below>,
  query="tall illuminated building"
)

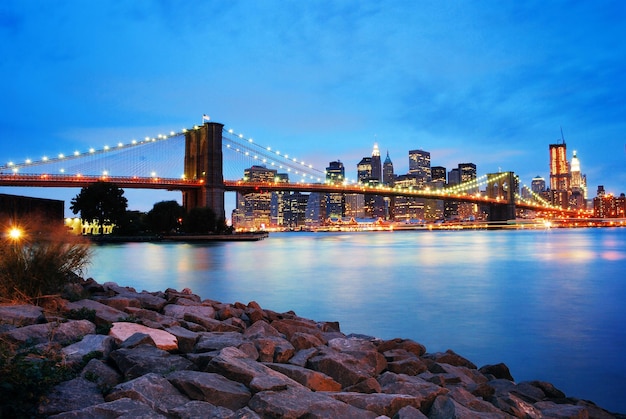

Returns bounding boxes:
[325,160,345,218]
[531,176,546,193]
[431,166,446,183]
[570,150,587,202]
[235,165,278,230]
[383,151,394,185]
[371,143,382,182]
[408,149,431,187]
[549,141,570,208]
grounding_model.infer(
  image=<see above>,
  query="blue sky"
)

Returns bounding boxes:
[1,1,625,216]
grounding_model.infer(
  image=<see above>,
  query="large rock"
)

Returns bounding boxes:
[0,319,95,346]
[168,370,251,411]
[423,349,478,369]
[271,318,326,342]
[206,346,303,391]
[109,344,193,379]
[65,299,129,325]
[195,331,246,353]
[38,377,104,416]
[265,362,342,391]
[109,321,178,351]
[328,392,423,417]
[163,304,215,321]
[248,386,378,418]
[48,397,164,418]
[80,358,122,391]
[306,346,386,388]
[62,334,116,364]
[165,325,199,353]
[105,373,190,414]
[428,394,510,419]
[378,372,448,412]
[0,304,44,326]
[167,400,236,418]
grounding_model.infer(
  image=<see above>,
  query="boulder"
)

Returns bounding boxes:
[248,386,378,418]
[271,318,325,342]
[206,346,303,390]
[109,344,193,379]
[428,394,509,419]
[48,397,163,418]
[62,334,116,364]
[80,358,122,391]
[167,400,235,418]
[195,331,246,353]
[109,322,178,351]
[328,392,423,417]
[0,304,45,326]
[165,325,199,353]
[38,377,104,416]
[377,338,426,358]
[479,362,515,381]
[252,336,295,363]
[378,372,448,412]
[65,299,129,325]
[0,319,95,346]
[163,304,215,321]
[168,370,251,411]
[423,349,477,369]
[265,362,342,391]
[105,373,190,414]
[307,346,386,388]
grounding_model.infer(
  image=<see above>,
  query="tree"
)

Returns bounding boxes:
[184,207,229,234]
[70,182,128,235]
[145,200,185,234]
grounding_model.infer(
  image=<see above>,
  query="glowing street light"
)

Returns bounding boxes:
[8,227,22,240]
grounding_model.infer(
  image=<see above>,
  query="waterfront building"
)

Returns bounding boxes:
[344,193,366,218]
[531,176,546,193]
[305,192,326,227]
[569,150,588,209]
[458,163,478,219]
[431,166,446,183]
[549,141,570,209]
[325,160,345,218]
[283,192,309,229]
[393,174,424,221]
[358,145,385,218]
[235,165,278,230]
[269,173,289,227]
[383,151,395,186]
[408,149,431,188]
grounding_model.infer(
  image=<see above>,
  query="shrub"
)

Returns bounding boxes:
[0,216,92,305]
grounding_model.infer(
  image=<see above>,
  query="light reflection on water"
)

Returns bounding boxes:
[89,228,626,413]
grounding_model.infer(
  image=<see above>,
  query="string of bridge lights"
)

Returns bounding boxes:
[1,130,186,175]
[1,121,551,208]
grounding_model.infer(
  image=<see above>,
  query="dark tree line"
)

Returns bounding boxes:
[70,182,230,235]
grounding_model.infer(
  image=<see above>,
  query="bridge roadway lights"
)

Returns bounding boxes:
[182,122,225,220]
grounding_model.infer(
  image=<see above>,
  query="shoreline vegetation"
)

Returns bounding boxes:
[1,277,623,418]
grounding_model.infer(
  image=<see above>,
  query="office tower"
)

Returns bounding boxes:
[326,160,345,218]
[344,193,365,218]
[458,163,477,184]
[570,150,588,204]
[549,141,570,208]
[457,163,477,220]
[408,149,431,186]
[305,193,326,227]
[393,174,424,221]
[283,192,309,229]
[431,166,446,183]
[531,176,546,193]
[371,143,382,182]
[357,157,372,182]
[235,165,278,230]
[383,151,395,185]
[270,173,289,227]
[447,168,460,185]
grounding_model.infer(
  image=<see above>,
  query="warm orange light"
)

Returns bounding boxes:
[8,227,22,240]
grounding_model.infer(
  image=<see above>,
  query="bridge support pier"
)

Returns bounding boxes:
[182,122,225,221]
[486,171,517,222]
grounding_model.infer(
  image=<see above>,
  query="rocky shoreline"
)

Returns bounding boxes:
[0,277,622,418]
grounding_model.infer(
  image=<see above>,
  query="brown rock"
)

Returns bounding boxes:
[167,370,251,411]
[109,322,178,351]
[105,373,189,414]
[265,362,342,392]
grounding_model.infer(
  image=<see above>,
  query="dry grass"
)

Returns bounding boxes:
[0,215,92,305]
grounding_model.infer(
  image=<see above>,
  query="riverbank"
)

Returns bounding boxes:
[88,231,269,243]
[0,277,622,418]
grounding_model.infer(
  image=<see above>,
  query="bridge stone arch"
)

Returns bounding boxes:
[486,171,517,221]
[182,122,225,220]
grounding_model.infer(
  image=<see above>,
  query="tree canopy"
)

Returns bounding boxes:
[70,182,128,234]
[145,200,184,234]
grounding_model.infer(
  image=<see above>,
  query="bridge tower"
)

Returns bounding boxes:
[182,122,225,220]
[486,171,517,221]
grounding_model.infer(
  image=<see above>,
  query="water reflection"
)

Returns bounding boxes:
[89,228,626,413]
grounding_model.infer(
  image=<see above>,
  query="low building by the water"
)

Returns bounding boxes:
[0,193,64,225]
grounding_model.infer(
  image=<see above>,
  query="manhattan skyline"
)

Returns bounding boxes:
[1,1,625,213]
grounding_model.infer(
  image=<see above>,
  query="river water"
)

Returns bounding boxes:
[88,228,626,413]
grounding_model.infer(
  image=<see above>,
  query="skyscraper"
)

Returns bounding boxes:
[549,141,570,208]
[326,160,345,218]
[383,151,394,186]
[531,176,546,193]
[431,166,446,183]
[408,149,431,186]
[371,143,382,182]
[235,165,279,229]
